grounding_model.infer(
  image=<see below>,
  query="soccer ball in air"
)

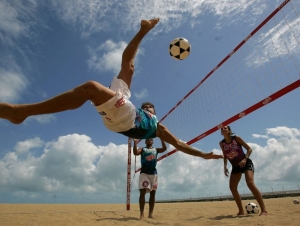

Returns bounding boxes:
[169,37,191,60]
[245,202,259,214]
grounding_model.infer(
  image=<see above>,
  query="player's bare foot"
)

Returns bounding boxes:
[0,103,26,124]
[139,213,144,220]
[148,215,154,219]
[259,211,268,216]
[140,18,160,32]
[236,211,246,216]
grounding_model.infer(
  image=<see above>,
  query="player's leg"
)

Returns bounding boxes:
[117,18,159,89]
[0,81,115,124]
[229,172,245,215]
[0,18,161,125]
[148,190,156,218]
[156,124,223,159]
[139,189,147,219]
[244,170,268,216]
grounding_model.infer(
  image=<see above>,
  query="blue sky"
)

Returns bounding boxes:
[0,0,300,204]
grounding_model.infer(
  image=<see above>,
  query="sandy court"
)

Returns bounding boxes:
[0,197,299,226]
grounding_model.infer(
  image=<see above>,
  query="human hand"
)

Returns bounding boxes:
[238,158,247,168]
[204,152,224,159]
[224,167,229,177]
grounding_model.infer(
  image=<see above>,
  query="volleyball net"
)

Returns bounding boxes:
[126,0,300,210]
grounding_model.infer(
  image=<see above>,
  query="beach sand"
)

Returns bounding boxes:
[0,197,299,226]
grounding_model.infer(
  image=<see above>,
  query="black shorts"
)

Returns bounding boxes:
[231,158,255,174]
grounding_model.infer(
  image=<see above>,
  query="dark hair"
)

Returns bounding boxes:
[141,102,154,108]
[141,102,156,114]
[221,125,235,136]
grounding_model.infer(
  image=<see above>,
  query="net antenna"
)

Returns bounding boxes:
[126,0,300,208]
[126,138,132,210]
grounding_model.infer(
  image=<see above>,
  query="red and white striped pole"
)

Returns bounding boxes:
[126,137,132,210]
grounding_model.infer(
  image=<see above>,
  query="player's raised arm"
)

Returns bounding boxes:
[133,139,143,156]
[156,138,167,153]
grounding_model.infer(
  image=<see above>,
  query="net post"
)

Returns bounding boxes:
[126,137,132,210]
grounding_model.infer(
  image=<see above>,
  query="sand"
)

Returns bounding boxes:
[0,197,299,226]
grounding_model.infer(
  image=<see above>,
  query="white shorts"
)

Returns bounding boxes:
[94,77,136,132]
[138,173,158,193]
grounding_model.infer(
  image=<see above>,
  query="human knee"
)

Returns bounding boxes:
[229,185,238,192]
[78,80,102,96]
[246,181,255,189]
[83,80,99,90]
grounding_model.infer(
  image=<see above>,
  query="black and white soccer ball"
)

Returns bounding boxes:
[293,199,299,204]
[169,37,191,60]
[245,202,259,214]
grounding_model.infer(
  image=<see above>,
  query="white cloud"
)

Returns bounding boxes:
[0,1,38,102]
[134,88,149,100]
[248,127,300,182]
[252,134,268,139]
[0,126,299,202]
[158,126,300,199]
[87,40,144,75]
[265,126,300,138]
[0,0,274,102]
[26,114,56,124]
[0,67,28,102]
[14,137,45,154]
[0,0,37,45]
[0,134,130,200]
[87,40,126,74]
[50,0,268,37]
[246,17,300,67]
[50,0,112,38]
[158,150,226,195]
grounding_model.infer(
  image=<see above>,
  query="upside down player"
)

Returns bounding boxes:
[0,18,223,161]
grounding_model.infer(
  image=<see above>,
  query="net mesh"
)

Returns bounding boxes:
[131,0,300,172]
[128,0,300,207]
[160,0,300,146]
